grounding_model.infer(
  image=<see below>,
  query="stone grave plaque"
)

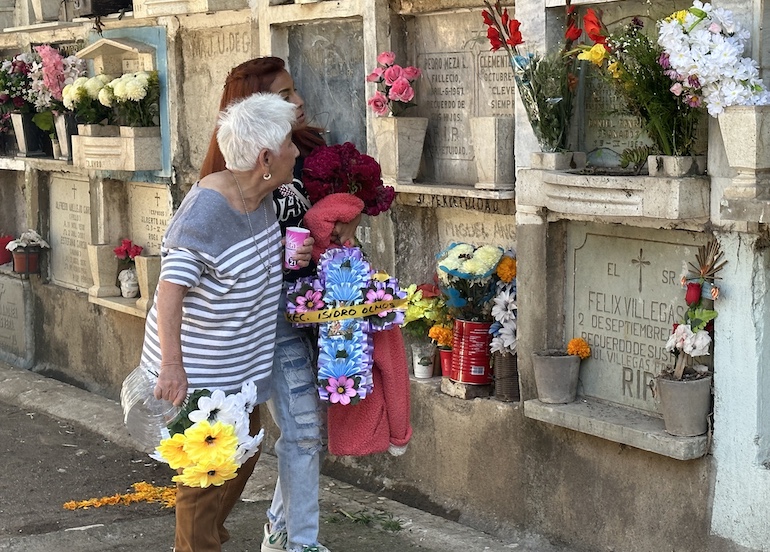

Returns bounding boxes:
[583,75,649,167]
[289,21,365,150]
[0,276,27,360]
[438,209,516,250]
[129,183,172,256]
[50,175,93,291]
[182,23,254,171]
[414,11,515,185]
[566,224,705,414]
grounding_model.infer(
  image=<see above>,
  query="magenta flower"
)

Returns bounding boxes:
[296,289,324,313]
[326,376,357,405]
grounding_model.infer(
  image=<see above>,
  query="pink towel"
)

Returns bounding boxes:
[303,193,365,262]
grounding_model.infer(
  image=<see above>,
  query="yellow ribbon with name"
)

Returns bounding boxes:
[286,297,408,324]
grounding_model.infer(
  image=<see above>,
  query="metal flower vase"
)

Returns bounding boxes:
[372,116,428,183]
[54,113,78,161]
[532,350,580,404]
[11,113,47,157]
[655,375,712,437]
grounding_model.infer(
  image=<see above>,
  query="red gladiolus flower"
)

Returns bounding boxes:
[506,19,524,47]
[501,7,510,28]
[685,282,702,306]
[565,24,582,42]
[583,9,607,44]
[487,26,503,51]
[482,9,495,26]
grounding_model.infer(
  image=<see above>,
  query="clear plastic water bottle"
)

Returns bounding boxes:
[120,362,181,453]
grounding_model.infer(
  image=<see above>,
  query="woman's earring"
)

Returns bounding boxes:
[263,173,272,181]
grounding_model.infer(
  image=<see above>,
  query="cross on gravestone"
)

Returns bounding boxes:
[631,249,651,294]
[71,184,77,199]
[154,192,160,207]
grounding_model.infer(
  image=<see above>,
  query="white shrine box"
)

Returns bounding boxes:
[132,0,247,18]
[76,37,156,75]
[72,125,161,171]
[72,39,162,172]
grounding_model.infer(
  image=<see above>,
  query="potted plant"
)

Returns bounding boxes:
[656,238,726,436]
[576,9,706,175]
[532,337,591,404]
[0,234,12,265]
[5,229,50,274]
[480,0,582,164]
[403,283,443,379]
[114,238,143,298]
[436,242,504,384]
[68,70,162,171]
[490,251,518,400]
[26,45,86,161]
[428,323,453,377]
[366,51,426,183]
[0,53,47,157]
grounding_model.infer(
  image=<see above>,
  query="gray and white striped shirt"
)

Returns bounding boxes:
[141,185,282,403]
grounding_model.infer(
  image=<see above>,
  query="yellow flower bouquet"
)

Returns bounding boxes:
[154,383,263,488]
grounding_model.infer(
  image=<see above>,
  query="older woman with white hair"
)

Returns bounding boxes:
[141,92,302,552]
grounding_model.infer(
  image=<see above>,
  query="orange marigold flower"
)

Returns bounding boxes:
[496,256,517,283]
[428,324,453,347]
[567,337,591,359]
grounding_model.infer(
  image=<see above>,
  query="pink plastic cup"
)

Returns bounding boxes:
[284,226,311,270]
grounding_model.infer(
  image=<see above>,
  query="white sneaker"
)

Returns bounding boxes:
[261,522,288,552]
[300,546,330,552]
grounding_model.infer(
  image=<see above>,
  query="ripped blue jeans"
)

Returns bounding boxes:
[266,310,325,552]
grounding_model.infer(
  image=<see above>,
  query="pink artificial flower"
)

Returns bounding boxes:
[366,67,384,82]
[128,244,143,260]
[367,90,389,116]
[670,82,684,96]
[401,66,422,81]
[377,51,396,66]
[296,289,324,312]
[708,22,722,34]
[382,65,403,86]
[35,45,65,101]
[388,77,414,103]
[326,376,357,405]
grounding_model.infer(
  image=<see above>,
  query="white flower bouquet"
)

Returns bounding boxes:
[62,75,115,125]
[99,70,160,127]
[5,229,50,251]
[658,1,770,116]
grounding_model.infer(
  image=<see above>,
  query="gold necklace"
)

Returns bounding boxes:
[229,170,271,274]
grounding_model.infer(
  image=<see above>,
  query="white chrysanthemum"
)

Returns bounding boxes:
[111,79,128,101]
[84,76,105,99]
[124,78,148,102]
[97,86,113,107]
[96,73,113,84]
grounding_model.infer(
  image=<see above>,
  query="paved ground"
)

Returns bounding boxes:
[0,361,577,552]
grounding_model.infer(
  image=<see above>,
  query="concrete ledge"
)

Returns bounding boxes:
[89,295,148,318]
[720,197,770,222]
[523,397,709,461]
[392,180,515,200]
